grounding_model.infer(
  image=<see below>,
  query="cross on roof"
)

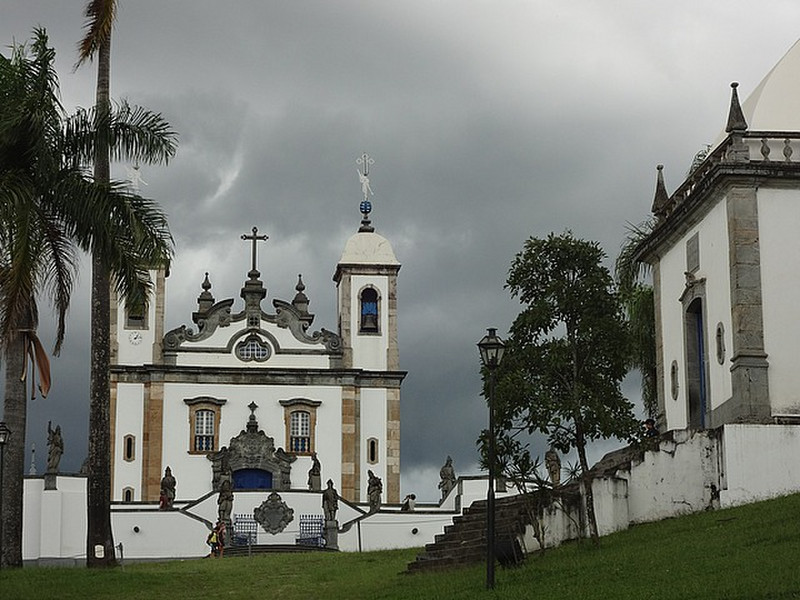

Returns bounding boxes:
[241,227,268,274]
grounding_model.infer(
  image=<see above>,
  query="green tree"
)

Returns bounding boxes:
[615,220,657,419]
[76,0,179,567]
[493,231,638,545]
[0,29,174,567]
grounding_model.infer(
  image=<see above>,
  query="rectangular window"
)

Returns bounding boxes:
[290,411,311,453]
[194,409,215,452]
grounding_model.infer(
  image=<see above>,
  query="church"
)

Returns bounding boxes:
[635,40,800,432]
[108,160,404,505]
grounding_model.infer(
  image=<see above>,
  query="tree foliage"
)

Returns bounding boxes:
[492,231,638,544]
[615,220,657,419]
[0,28,174,567]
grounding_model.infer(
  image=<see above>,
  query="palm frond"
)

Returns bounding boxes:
[75,0,117,68]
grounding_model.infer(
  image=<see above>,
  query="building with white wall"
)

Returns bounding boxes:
[108,183,403,507]
[635,40,800,432]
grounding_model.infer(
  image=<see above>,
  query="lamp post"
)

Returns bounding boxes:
[0,421,10,570]
[477,328,505,590]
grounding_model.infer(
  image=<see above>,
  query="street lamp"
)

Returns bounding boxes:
[477,327,505,590]
[0,421,10,570]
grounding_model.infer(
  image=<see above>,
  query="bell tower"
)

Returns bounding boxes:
[333,154,403,503]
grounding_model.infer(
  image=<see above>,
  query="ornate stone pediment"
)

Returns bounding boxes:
[208,402,296,491]
[254,492,294,534]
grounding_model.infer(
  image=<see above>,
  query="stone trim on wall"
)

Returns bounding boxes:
[111,365,406,388]
[720,186,770,425]
[340,386,360,502]
[386,387,401,503]
[142,381,165,501]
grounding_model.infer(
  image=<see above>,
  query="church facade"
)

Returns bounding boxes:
[635,40,800,432]
[108,200,404,505]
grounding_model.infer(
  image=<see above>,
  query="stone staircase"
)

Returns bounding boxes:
[407,494,531,573]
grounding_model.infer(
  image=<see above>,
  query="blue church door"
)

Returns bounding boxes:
[233,469,273,490]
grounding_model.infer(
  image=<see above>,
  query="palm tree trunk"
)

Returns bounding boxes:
[1,332,28,567]
[86,31,116,569]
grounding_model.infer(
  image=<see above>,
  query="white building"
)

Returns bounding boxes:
[636,40,800,432]
[109,196,403,506]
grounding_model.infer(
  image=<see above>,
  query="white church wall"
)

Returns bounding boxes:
[590,477,629,536]
[360,387,388,490]
[757,188,800,415]
[719,424,800,506]
[23,477,87,563]
[350,274,389,370]
[113,383,145,500]
[657,199,732,429]
[158,383,344,499]
[697,200,733,410]
[620,429,719,523]
[659,239,689,428]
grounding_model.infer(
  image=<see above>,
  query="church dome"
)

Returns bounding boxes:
[338,231,399,265]
[740,39,800,132]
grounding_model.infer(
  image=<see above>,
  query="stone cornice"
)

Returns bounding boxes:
[635,159,800,264]
[110,365,407,388]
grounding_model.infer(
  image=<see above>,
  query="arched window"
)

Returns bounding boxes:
[367,437,379,464]
[123,487,134,503]
[360,287,379,333]
[235,334,271,362]
[123,434,136,462]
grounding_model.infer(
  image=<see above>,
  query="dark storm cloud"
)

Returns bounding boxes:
[3,1,800,499]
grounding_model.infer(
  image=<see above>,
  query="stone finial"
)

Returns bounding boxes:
[291,274,315,328]
[650,165,670,219]
[198,272,214,310]
[725,82,748,133]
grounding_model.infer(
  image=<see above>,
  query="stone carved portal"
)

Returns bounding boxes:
[208,402,296,491]
[254,492,294,534]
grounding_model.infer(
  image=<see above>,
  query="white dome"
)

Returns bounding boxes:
[741,39,800,132]
[338,231,399,265]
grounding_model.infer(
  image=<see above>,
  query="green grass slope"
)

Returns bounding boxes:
[3,492,800,599]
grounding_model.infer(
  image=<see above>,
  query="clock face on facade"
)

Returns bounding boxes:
[128,331,143,345]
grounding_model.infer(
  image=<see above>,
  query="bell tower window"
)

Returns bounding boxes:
[360,287,379,333]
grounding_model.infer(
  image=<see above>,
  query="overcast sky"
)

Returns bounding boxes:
[2,1,800,502]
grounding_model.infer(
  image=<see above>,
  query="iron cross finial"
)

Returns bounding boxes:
[241,227,269,274]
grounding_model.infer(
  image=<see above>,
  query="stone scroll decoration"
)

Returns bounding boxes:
[254,492,294,534]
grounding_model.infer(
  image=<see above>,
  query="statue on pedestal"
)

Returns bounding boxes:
[438,456,456,502]
[307,452,322,491]
[367,470,382,512]
[545,447,561,487]
[46,421,63,474]
[160,466,176,509]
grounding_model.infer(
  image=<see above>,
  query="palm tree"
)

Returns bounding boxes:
[76,0,178,567]
[0,28,175,567]
[615,220,658,420]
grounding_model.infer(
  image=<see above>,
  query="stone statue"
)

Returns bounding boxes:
[367,470,382,512]
[218,479,234,524]
[160,466,176,509]
[438,456,456,502]
[545,447,561,486]
[357,170,373,200]
[307,452,322,492]
[322,479,338,523]
[46,421,63,473]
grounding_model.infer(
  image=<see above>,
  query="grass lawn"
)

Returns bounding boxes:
[3,493,800,599]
